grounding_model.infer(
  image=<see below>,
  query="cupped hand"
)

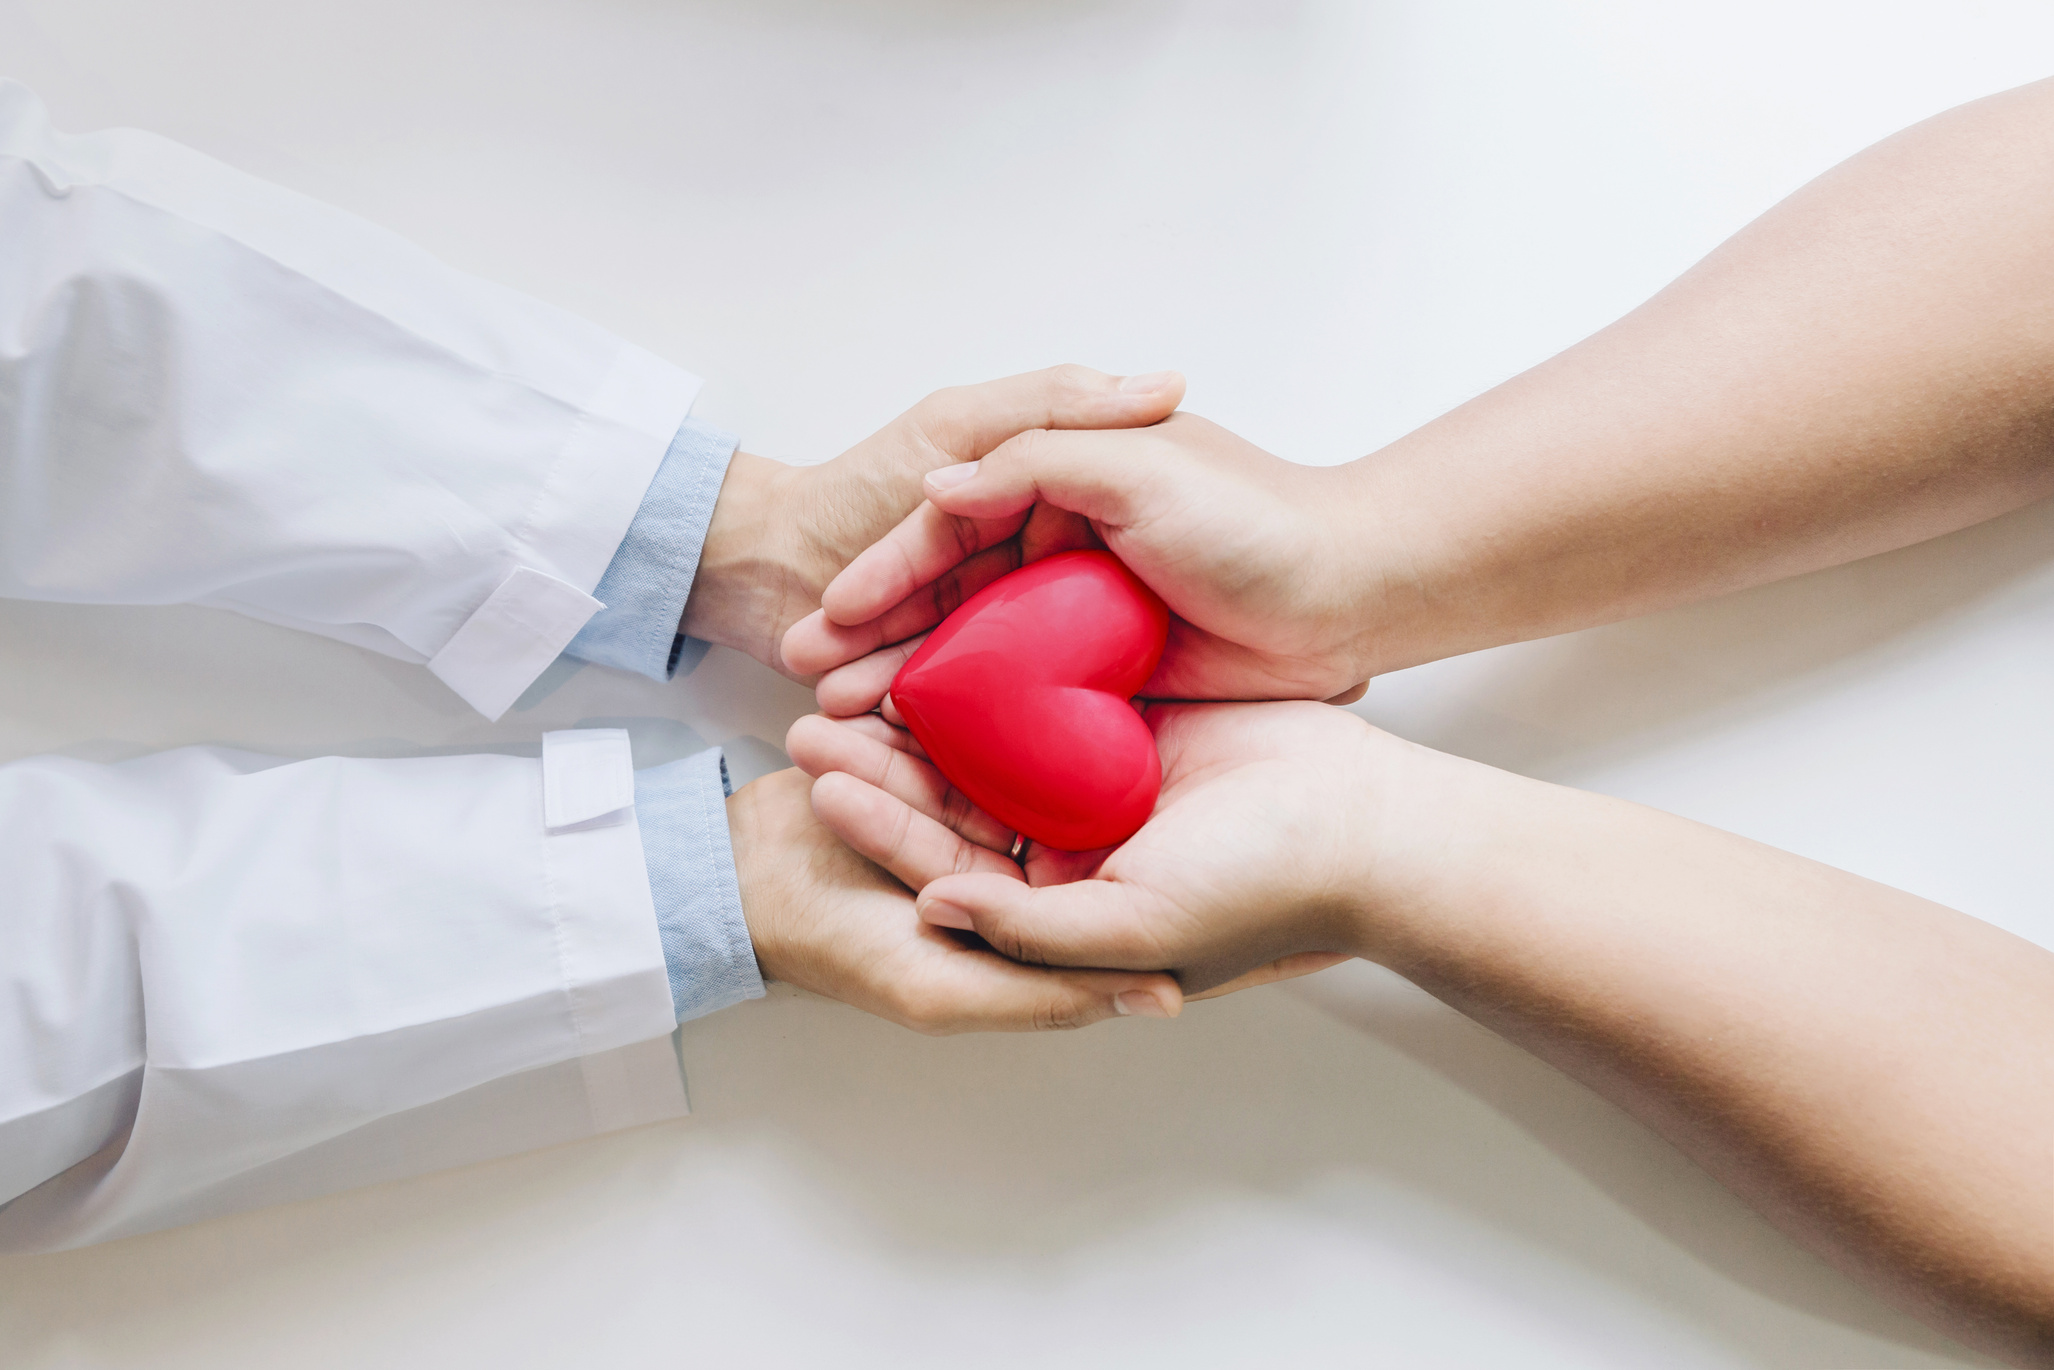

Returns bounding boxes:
[779,412,1384,713]
[784,704,1375,998]
[680,365,1185,675]
[727,765,1182,1031]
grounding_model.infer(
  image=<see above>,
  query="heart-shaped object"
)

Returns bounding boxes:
[890,550,1169,852]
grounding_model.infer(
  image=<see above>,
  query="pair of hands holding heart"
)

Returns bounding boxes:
[776,404,1381,1017]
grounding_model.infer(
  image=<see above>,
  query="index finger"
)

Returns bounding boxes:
[817,502,1029,630]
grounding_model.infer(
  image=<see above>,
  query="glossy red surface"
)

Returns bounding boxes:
[890,550,1170,851]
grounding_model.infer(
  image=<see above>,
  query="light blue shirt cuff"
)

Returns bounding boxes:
[634,747,765,1023]
[565,417,740,682]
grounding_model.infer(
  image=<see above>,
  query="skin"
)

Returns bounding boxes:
[681,364,1185,675]
[724,767,1178,1032]
[683,364,1189,1028]
[783,711,1348,1002]
[776,81,2054,1361]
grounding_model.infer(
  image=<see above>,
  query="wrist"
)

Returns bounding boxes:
[1305,458,1425,685]
[1345,731,1596,980]
[1334,728,1515,964]
[679,451,802,666]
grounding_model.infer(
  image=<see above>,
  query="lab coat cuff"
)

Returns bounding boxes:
[564,418,740,683]
[427,345,702,719]
[633,748,765,1023]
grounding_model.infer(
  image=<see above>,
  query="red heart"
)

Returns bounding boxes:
[890,550,1169,852]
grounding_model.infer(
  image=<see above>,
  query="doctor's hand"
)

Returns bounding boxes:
[678,366,1185,678]
[784,706,1362,998]
[779,412,1381,712]
[725,766,1182,1032]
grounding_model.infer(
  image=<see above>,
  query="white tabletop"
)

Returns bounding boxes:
[1,3,2047,1366]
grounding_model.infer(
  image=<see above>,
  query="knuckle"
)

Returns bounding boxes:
[895,987,960,1036]
[927,569,968,622]
[937,784,975,835]
[945,516,983,562]
[1032,997,1094,1032]
[1045,362,1093,395]
[1005,426,1054,463]
[877,799,916,865]
[983,922,1047,968]
[875,745,908,792]
[909,387,971,449]
[916,383,968,419]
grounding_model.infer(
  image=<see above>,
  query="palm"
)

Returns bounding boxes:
[790,702,1369,997]
[729,766,1179,1032]
[1079,703,1373,990]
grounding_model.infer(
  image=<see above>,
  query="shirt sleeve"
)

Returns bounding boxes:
[570,428,768,1022]
[564,418,740,682]
[633,748,765,1022]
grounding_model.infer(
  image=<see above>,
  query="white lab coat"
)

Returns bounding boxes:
[0,83,696,1249]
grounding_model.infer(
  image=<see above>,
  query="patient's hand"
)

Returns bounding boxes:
[726,766,1181,1032]
[679,366,1184,676]
[785,706,1365,997]
[779,412,1380,712]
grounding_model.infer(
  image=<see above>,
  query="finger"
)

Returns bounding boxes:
[787,715,1011,851]
[887,945,1182,1034]
[919,423,1176,526]
[825,710,929,760]
[831,538,1028,652]
[1187,952,1354,1001]
[1013,502,1104,564]
[810,392,1189,657]
[811,771,1021,889]
[1324,683,1369,706]
[814,502,1029,634]
[805,367,1184,658]
[905,364,1185,465]
[1022,841,1116,888]
[916,872,1174,970]
[1139,621,1350,702]
[783,608,881,683]
[793,531,1024,676]
[808,634,929,714]
[881,691,906,728]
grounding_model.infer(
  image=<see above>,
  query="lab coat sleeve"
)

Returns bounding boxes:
[0,730,683,1252]
[0,81,700,720]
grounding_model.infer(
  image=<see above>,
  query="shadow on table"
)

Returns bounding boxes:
[652,974,2004,1369]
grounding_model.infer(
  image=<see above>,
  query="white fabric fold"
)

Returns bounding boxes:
[542,728,637,831]
[0,737,679,1252]
[0,80,700,717]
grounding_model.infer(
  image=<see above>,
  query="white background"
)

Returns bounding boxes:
[1,2,2049,1366]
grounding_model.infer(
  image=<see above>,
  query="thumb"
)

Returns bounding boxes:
[917,872,1175,975]
[905,365,1185,460]
[921,423,1174,529]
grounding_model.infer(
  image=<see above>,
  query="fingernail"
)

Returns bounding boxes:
[925,461,980,491]
[1118,370,1176,395]
[920,898,975,931]
[1115,990,1170,1018]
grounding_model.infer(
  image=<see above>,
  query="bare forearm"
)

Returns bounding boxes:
[1341,78,2054,678]
[1361,741,2054,1363]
